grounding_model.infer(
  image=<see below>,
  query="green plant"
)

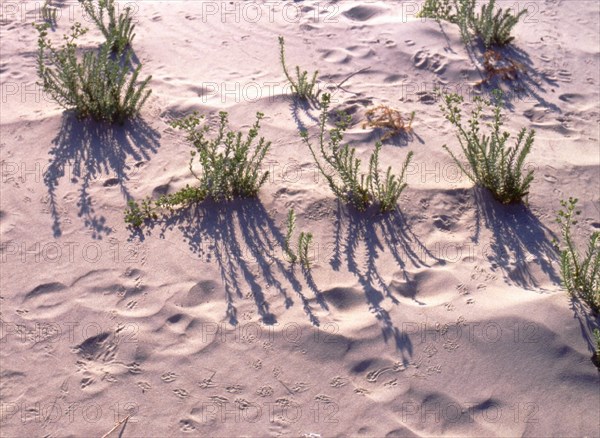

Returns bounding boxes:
[418,0,526,48]
[441,91,534,204]
[554,198,600,313]
[593,328,600,359]
[417,0,457,22]
[283,209,313,269]
[471,0,527,48]
[80,0,135,54]
[301,94,413,213]
[124,199,156,228]
[124,112,271,227]
[298,231,314,270]
[35,22,151,123]
[285,208,298,263]
[41,0,58,27]
[278,36,318,101]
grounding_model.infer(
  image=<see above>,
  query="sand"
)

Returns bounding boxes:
[1,1,599,437]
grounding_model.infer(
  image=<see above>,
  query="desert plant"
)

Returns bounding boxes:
[554,198,600,313]
[124,112,271,227]
[301,94,413,213]
[417,0,457,22]
[283,209,313,269]
[441,91,534,204]
[35,22,151,123]
[41,0,58,27]
[471,0,527,48]
[298,231,314,270]
[172,111,271,201]
[80,0,135,54]
[418,0,526,48]
[285,208,298,263]
[593,328,600,360]
[362,105,415,141]
[278,36,318,101]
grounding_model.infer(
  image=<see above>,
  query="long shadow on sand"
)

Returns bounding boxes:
[471,188,560,289]
[468,43,560,112]
[570,299,600,368]
[136,199,327,326]
[45,113,160,239]
[332,203,440,364]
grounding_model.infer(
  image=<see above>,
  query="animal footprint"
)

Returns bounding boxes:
[137,381,151,393]
[314,394,334,404]
[173,388,190,399]
[127,362,142,374]
[80,377,94,389]
[209,395,229,405]
[126,300,137,309]
[161,372,178,383]
[329,376,349,388]
[234,398,252,410]
[256,386,274,397]
[384,379,398,388]
[179,419,196,432]
[226,385,243,393]
[291,382,310,393]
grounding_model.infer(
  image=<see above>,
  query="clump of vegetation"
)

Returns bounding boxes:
[362,105,415,141]
[554,198,600,314]
[80,0,135,54]
[441,91,534,204]
[284,209,314,269]
[418,0,527,48]
[124,112,271,227]
[301,94,413,213]
[475,49,524,86]
[34,22,151,123]
[278,36,319,101]
[470,0,527,48]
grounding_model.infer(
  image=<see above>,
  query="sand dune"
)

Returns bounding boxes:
[1,1,599,437]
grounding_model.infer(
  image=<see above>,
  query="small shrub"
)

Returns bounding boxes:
[471,0,527,48]
[278,36,318,101]
[554,198,600,313]
[301,94,413,213]
[441,91,534,204]
[362,105,414,141]
[283,209,313,269]
[125,112,271,227]
[35,22,151,123]
[418,0,526,48]
[80,0,135,54]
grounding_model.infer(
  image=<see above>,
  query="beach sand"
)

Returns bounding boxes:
[1,1,599,436]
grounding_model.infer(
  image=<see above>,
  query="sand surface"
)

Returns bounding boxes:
[1,1,599,437]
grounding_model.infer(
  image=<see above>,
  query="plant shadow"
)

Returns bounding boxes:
[45,113,160,238]
[332,203,440,364]
[471,187,560,289]
[468,43,560,112]
[570,299,600,369]
[138,199,326,326]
